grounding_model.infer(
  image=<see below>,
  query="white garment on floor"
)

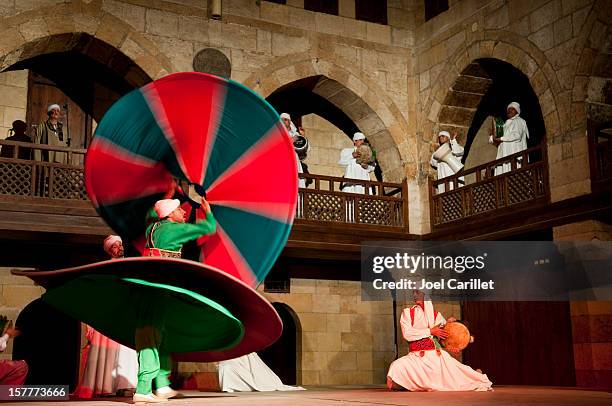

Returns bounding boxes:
[218,352,305,392]
[113,344,138,392]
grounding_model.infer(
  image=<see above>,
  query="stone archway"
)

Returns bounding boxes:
[0,2,174,81]
[257,302,302,385]
[427,36,562,145]
[435,58,546,170]
[245,57,410,183]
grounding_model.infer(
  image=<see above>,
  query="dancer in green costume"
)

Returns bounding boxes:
[134,197,217,404]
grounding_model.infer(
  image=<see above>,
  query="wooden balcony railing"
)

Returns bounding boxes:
[588,122,612,191]
[0,140,87,200]
[297,173,408,228]
[430,144,549,227]
[0,140,409,229]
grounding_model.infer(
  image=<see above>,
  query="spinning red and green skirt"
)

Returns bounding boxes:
[16,72,298,361]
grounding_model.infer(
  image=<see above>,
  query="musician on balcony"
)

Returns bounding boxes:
[491,102,529,175]
[429,130,464,193]
[33,104,68,164]
[338,132,375,194]
[0,120,32,160]
[280,113,307,189]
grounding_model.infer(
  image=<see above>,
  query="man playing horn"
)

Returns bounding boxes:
[491,102,529,175]
[429,130,464,193]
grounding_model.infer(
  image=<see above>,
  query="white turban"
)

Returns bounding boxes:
[507,102,520,115]
[353,132,365,141]
[280,113,298,136]
[47,104,61,113]
[103,235,122,254]
[438,131,451,138]
[154,199,180,219]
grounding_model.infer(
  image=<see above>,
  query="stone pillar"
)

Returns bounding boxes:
[553,220,612,390]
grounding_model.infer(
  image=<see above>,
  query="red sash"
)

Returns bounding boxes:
[408,306,441,356]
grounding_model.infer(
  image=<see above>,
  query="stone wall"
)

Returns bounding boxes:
[300,114,355,179]
[553,220,612,390]
[0,267,44,361]
[416,0,610,231]
[179,278,397,385]
[0,70,28,138]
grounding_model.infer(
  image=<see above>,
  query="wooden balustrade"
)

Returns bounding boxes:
[0,140,87,200]
[430,144,549,227]
[297,173,408,228]
[588,123,612,191]
[0,140,409,228]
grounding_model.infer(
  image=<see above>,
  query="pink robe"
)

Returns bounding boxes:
[387,306,492,391]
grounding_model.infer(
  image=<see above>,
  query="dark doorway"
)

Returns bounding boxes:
[257,303,301,385]
[462,301,575,386]
[461,228,575,386]
[12,298,81,391]
[463,58,546,159]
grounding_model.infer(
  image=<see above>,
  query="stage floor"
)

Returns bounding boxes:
[12,386,612,405]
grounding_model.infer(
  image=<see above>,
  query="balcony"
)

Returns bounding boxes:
[589,123,612,193]
[0,140,412,264]
[430,144,550,231]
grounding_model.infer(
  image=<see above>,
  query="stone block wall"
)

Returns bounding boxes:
[300,114,355,179]
[0,70,28,138]
[553,220,612,390]
[0,267,44,361]
[415,0,609,230]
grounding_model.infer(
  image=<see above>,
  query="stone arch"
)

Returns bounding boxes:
[0,1,174,81]
[570,0,612,125]
[245,56,410,183]
[258,302,302,385]
[427,34,563,146]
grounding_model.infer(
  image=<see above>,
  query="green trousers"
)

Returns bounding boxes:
[134,290,171,395]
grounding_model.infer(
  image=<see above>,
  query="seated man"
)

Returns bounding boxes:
[0,321,28,385]
[387,291,492,391]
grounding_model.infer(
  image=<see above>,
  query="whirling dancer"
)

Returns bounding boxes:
[14,72,297,403]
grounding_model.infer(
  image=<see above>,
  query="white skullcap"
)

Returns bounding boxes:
[47,104,61,112]
[154,199,180,219]
[353,132,365,141]
[438,131,451,138]
[507,102,521,114]
[103,235,122,254]
[280,113,291,120]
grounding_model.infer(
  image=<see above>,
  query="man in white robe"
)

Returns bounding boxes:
[387,291,492,392]
[338,132,375,194]
[429,131,464,193]
[281,113,306,189]
[218,352,305,392]
[492,102,529,175]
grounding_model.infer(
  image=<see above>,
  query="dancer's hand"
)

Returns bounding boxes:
[201,198,211,213]
[430,325,449,339]
[446,317,457,323]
